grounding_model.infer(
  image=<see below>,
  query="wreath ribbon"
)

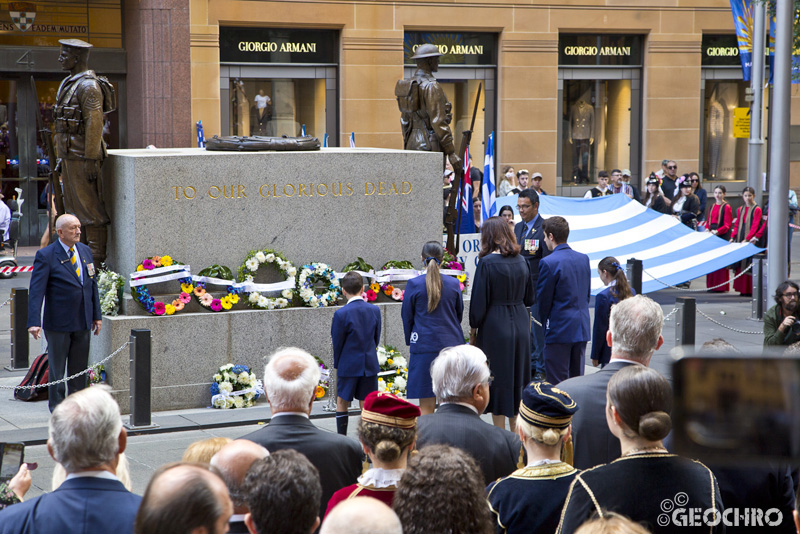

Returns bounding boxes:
[210,379,265,407]
[129,266,192,287]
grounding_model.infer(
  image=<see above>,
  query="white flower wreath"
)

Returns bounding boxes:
[297,262,342,307]
[237,249,297,310]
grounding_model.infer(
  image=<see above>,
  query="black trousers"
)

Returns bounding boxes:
[44,329,90,412]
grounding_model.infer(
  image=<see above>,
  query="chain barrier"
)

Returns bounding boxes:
[695,308,763,335]
[0,341,133,390]
[642,263,753,293]
[663,307,679,321]
[0,297,11,309]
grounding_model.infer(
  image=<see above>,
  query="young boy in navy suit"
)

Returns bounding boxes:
[331,272,382,435]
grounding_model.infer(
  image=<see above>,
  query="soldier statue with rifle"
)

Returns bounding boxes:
[50,38,116,267]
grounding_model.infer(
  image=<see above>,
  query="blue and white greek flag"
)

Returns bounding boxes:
[481,132,496,222]
[323,133,329,148]
[539,194,763,295]
[301,124,307,136]
[350,132,356,148]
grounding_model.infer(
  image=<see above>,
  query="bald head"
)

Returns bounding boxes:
[210,439,268,513]
[136,463,233,534]
[321,497,402,534]
[55,214,81,247]
[263,347,321,413]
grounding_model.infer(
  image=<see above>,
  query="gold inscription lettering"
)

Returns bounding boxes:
[346,183,354,196]
[184,186,196,199]
[224,185,236,199]
[209,185,221,199]
[390,182,399,195]
[172,186,180,200]
[284,184,296,197]
[299,183,311,197]
[402,181,412,194]
[317,183,328,196]
[378,182,387,195]
[332,183,343,196]
[365,182,375,196]
[238,185,247,198]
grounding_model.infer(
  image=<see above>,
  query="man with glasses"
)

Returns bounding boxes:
[609,169,633,199]
[764,281,800,347]
[660,160,678,201]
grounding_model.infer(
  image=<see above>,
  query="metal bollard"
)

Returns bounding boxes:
[751,254,766,320]
[127,329,156,429]
[626,258,643,295]
[675,297,696,348]
[8,288,29,371]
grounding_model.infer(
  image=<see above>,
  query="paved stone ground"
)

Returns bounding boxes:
[0,240,793,498]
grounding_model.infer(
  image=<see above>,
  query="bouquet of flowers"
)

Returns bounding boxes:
[313,355,332,399]
[210,364,264,409]
[377,345,409,398]
[98,267,125,316]
[88,364,106,385]
[442,252,468,293]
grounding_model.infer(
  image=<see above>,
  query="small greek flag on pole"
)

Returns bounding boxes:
[301,124,307,136]
[323,133,329,148]
[350,132,356,148]
[481,132,496,222]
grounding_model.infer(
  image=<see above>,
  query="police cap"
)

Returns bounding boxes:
[59,39,93,50]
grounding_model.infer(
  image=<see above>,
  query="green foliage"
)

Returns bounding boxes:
[198,264,234,280]
[381,260,414,270]
[342,257,374,272]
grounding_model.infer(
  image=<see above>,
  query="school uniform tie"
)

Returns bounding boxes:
[69,247,81,279]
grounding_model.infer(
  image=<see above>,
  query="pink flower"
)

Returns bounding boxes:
[179,292,191,303]
[210,299,223,311]
[366,289,377,302]
[392,287,403,301]
[153,302,166,315]
[361,292,368,302]
[142,259,154,270]
[450,262,463,270]
[200,293,214,306]
[459,282,465,292]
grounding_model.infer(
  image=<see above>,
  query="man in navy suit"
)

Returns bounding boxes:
[0,385,141,533]
[240,347,363,520]
[536,216,590,384]
[515,189,551,381]
[331,271,381,435]
[28,213,102,412]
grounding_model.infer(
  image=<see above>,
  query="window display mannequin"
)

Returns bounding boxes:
[569,100,594,184]
[707,85,724,179]
[254,88,271,134]
[232,79,250,136]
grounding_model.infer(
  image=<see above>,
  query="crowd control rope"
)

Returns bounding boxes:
[642,263,753,292]
[695,308,763,335]
[0,341,133,390]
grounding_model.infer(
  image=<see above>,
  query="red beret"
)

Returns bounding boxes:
[361,391,420,429]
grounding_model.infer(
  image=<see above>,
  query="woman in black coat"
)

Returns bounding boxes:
[642,175,670,214]
[672,177,701,229]
[469,217,534,432]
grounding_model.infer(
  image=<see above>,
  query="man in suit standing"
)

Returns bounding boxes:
[240,347,363,520]
[536,216,591,384]
[28,213,102,412]
[558,295,664,470]
[0,386,141,533]
[416,345,522,485]
[515,189,550,381]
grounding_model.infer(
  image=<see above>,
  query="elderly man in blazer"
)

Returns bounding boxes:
[28,213,102,412]
[557,295,664,470]
[240,347,363,520]
[515,188,551,381]
[416,345,522,485]
[0,386,140,533]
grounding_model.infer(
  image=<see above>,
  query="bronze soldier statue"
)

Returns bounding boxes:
[53,39,116,267]
[395,44,462,174]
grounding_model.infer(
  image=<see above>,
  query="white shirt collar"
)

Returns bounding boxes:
[527,458,563,467]
[608,357,645,366]
[271,411,310,419]
[440,401,479,415]
[357,468,405,488]
[347,295,363,304]
[65,470,120,481]
[229,514,247,523]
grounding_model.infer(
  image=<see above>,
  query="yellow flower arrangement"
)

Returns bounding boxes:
[230,294,240,304]
[456,273,467,283]
[161,255,174,267]
[315,386,326,399]
[136,265,144,272]
[165,304,176,315]
[181,283,193,294]
[221,297,233,310]
[370,282,380,293]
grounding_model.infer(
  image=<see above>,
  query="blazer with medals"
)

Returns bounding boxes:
[27,240,100,332]
[515,215,551,295]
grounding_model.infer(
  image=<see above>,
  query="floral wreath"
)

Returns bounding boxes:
[313,355,331,399]
[297,262,342,307]
[237,249,297,310]
[131,255,193,316]
[194,265,243,312]
[210,364,263,409]
[364,282,403,302]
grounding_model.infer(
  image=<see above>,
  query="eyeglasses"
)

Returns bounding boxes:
[783,292,799,299]
[691,179,699,183]
[667,165,677,170]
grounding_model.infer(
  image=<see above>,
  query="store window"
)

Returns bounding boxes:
[701,35,747,180]
[557,35,642,191]
[220,28,337,141]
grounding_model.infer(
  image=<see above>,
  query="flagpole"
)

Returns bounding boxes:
[766,0,792,298]
[747,0,766,200]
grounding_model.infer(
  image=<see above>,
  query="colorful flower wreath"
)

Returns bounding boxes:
[237,249,296,310]
[193,265,243,312]
[443,256,468,293]
[297,262,342,307]
[313,355,332,399]
[130,255,192,316]
[377,345,409,398]
[210,363,263,409]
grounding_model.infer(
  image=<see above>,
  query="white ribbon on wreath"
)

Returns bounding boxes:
[191,275,296,294]
[332,268,465,283]
[129,265,192,287]
[211,379,265,408]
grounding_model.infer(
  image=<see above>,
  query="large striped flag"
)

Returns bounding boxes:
[458,147,475,233]
[481,132,496,222]
[350,132,356,148]
[496,193,763,294]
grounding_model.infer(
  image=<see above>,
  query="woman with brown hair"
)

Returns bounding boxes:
[590,257,635,367]
[393,444,494,534]
[730,186,765,296]
[469,217,534,431]
[704,185,733,292]
[401,240,464,415]
[557,366,723,534]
